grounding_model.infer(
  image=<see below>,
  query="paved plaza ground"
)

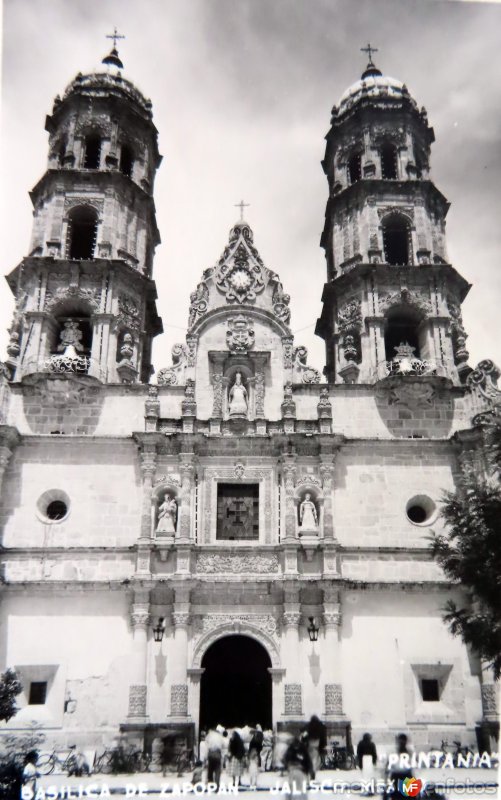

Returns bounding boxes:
[30,766,500,799]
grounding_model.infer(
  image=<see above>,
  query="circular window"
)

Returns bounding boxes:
[46,500,68,520]
[36,490,70,524]
[405,494,437,527]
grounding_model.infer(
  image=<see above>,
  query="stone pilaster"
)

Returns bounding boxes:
[281,455,297,542]
[181,379,197,433]
[170,586,191,717]
[480,661,499,723]
[282,585,301,688]
[317,388,332,434]
[127,588,150,721]
[322,587,344,719]
[211,360,224,418]
[284,683,303,717]
[177,454,196,544]
[144,385,160,432]
[319,453,337,543]
[136,441,157,575]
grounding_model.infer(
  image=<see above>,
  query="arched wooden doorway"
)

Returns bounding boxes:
[199,634,272,730]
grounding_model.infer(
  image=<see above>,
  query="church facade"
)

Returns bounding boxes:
[0,50,499,754]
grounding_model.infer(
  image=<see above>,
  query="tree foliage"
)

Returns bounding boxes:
[0,668,22,723]
[430,416,501,679]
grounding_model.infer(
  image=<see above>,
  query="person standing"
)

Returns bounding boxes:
[283,736,312,800]
[22,751,39,797]
[228,730,246,788]
[247,744,260,789]
[385,733,414,800]
[249,724,264,766]
[206,726,224,791]
[305,715,327,779]
[356,733,377,794]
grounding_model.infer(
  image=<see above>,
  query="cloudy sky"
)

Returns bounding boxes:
[2,0,500,376]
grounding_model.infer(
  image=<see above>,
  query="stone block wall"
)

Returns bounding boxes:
[334,440,455,548]
[0,591,131,741]
[1,438,141,548]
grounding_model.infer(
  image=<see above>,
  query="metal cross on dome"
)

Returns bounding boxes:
[361,43,378,65]
[106,27,125,49]
[234,200,250,222]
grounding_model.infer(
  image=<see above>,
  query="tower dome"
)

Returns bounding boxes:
[335,73,416,118]
[333,56,423,121]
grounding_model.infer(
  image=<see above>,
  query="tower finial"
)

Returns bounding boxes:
[234,200,250,222]
[360,43,382,79]
[102,27,125,70]
[360,43,378,66]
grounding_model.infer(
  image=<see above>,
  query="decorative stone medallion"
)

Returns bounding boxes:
[216,243,265,304]
[226,315,255,353]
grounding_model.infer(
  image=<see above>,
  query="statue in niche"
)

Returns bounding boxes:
[228,371,248,416]
[156,492,178,534]
[299,493,318,530]
[58,320,85,356]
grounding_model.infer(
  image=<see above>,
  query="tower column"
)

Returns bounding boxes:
[282,585,303,718]
[170,586,191,717]
[178,454,196,544]
[322,588,344,719]
[127,588,150,722]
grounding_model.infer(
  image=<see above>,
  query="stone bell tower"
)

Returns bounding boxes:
[316,49,471,387]
[4,40,162,385]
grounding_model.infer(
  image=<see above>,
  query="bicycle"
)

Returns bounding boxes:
[438,739,474,767]
[93,743,145,774]
[36,745,86,776]
[321,742,356,770]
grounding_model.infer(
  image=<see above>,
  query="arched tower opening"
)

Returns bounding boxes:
[347,152,362,184]
[382,214,411,265]
[119,144,135,178]
[83,133,102,169]
[66,206,98,260]
[50,303,94,363]
[199,634,272,730]
[380,141,398,179]
[384,306,423,362]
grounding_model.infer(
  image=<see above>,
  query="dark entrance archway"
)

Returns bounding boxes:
[200,635,272,730]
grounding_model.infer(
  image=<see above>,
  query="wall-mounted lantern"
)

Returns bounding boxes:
[153,616,166,643]
[307,616,319,643]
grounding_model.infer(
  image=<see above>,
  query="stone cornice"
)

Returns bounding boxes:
[319,263,471,303]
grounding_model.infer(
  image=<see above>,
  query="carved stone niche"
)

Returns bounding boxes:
[151,477,181,542]
[210,352,268,424]
[294,479,323,553]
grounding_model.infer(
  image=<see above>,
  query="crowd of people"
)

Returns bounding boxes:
[195,715,328,793]
[194,723,430,799]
